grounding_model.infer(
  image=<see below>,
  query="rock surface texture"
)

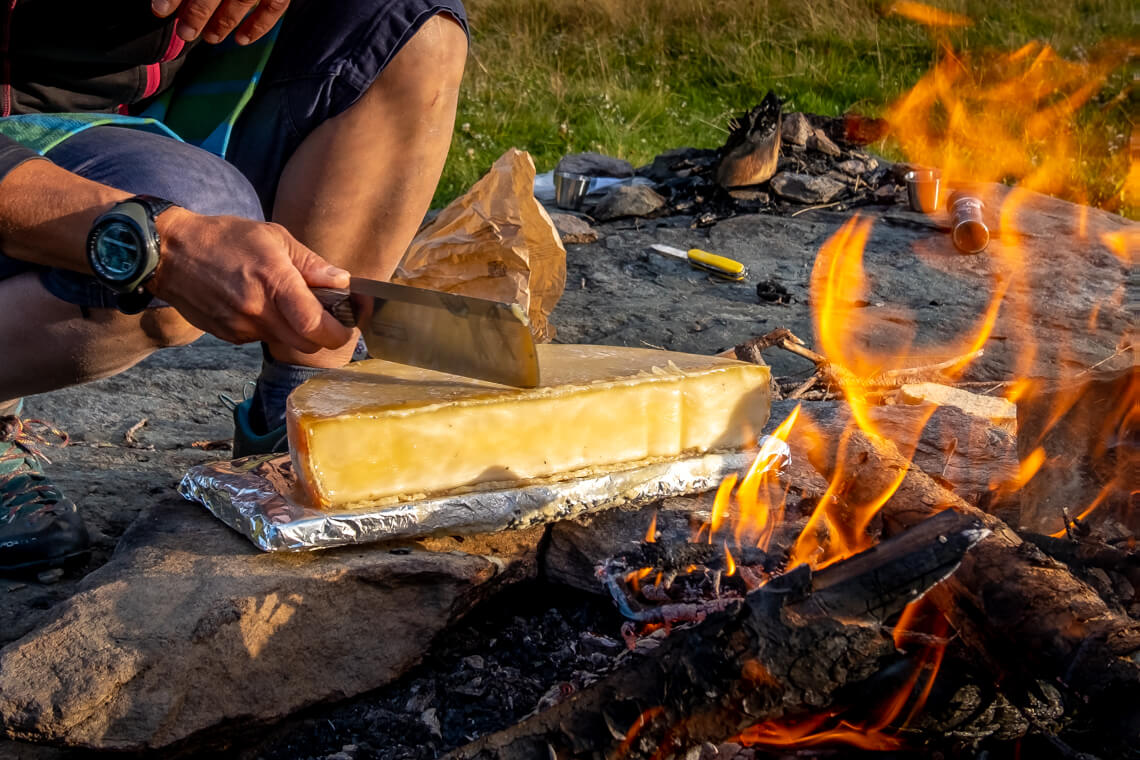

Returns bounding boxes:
[0,500,539,750]
[769,171,846,204]
[548,212,600,244]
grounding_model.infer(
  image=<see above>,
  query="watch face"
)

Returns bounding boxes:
[93,219,144,281]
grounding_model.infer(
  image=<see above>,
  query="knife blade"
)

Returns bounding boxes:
[313,277,540,388]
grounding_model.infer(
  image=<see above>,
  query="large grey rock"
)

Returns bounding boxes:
[591,184,667,221]
[0,500,539,751]
[555,152,634,178]
[770,172,847,204]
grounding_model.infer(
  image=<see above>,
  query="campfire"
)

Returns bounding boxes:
[441,24,1137,760]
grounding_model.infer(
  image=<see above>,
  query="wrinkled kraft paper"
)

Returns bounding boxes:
[396,148,567,342]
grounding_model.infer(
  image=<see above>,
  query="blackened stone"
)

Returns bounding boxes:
[637,147,718,183]
[591,185,667,221]
[807,131,842,157]
[756,278,792,304]
[769,172,846,204]
[781,112,813,146]
[555,152,634,178]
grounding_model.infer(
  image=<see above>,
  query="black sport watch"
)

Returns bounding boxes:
[86,194,177,314]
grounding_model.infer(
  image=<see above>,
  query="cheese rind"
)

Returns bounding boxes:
[287,344,771,509]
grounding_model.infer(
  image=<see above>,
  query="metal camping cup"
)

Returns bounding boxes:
[904,168,942,213]
[553,171,591,210]
[948,191,990,254]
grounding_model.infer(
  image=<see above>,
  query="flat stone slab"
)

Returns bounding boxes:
[0,498,540,751]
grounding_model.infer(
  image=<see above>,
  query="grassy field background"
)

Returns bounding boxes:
[436,0,1136,218]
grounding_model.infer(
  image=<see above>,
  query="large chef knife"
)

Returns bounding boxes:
[313,277,540,388]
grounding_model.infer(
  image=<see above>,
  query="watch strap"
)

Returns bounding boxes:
[125,194,176,222]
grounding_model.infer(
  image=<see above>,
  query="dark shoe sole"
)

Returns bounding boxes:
[0,507,90,578]
[0,546,90,578]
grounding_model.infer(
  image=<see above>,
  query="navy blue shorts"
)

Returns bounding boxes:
[0,0,468,309]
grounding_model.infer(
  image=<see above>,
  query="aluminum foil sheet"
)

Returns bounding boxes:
[179,438,790,552]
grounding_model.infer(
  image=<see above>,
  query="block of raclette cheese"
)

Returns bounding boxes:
[287,344,772,509]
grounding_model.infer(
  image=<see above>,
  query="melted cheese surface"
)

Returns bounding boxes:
[287,344,771,509]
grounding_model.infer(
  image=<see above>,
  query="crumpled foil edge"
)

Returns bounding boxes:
[179,439,789,552]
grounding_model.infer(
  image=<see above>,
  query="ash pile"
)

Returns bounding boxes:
[560,91,904,227]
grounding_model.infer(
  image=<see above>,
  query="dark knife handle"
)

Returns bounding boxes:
[311,287,359,328]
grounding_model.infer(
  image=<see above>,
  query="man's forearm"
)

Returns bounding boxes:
[0,153,352,353]
[0,158,130,272]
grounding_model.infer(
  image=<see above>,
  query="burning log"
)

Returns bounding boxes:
[543,402,1016,597]
[793,408,1140,754]
[446,511,986,760]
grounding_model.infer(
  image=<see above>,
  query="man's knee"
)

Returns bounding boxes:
[138,146,264,221]
[139,307,204,349]
[378,14,468,103]
[49,127,264,221]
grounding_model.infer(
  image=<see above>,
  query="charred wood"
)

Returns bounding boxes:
[793,404,1140,756]
[717,92,782,189]
[448,513,982,760]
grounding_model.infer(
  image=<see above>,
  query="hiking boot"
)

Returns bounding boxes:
[0,415,89,576]
[230,397,288,458]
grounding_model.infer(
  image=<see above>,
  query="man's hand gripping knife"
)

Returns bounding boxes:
[0,158,353,356]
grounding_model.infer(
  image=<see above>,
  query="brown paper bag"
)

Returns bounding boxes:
[394,148,567,342]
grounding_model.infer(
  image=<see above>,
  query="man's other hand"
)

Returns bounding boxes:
[148,208,353,354]
[151,0,290,46]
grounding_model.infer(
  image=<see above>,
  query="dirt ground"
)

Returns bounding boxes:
[0,195,1132,758]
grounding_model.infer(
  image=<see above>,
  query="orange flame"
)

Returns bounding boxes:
[998,446,1047,492]
[886,1,972,28]
[723,542,736,576]
[1049,476,1122,537]
[616,706,665,758]
[701,406,799,553]
[1102,228,1138,267]
[883,40,1136,202]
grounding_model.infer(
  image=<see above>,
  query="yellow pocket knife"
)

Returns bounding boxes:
[648,244,747,282]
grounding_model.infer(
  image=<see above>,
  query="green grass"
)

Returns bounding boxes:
[436,0,1137,218]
